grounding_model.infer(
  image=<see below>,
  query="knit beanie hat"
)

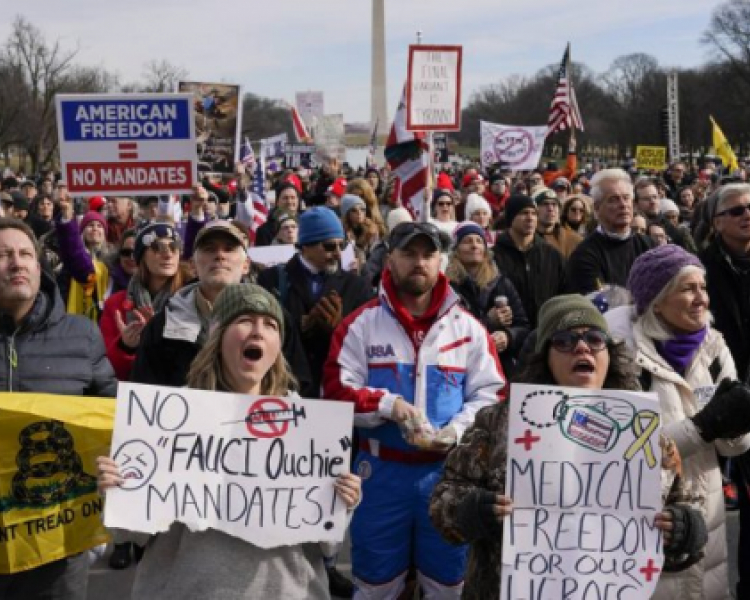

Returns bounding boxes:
[341,194,366,218]
[535,295,610,352]
[298,206,344,246]
[504,194,537,226]
[627,245,703,315]
[211,283,284,341]
[533,188,560,206]
[660,198,679,215]
[465,193,492,218]
[134,222,182,264]
[274,212,297,235]
[80,211,108,236]
[433,188,454,203]
[386,207,413,233]
[453,221,487,246]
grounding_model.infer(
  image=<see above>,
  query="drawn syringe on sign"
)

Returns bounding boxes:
[222,403,307,427]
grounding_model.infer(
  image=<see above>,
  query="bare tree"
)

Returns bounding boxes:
[141,59,189,93]
[702,0,750,89]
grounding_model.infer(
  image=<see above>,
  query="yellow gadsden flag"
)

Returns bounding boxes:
[0,393,115,573]
[710,115,739,173]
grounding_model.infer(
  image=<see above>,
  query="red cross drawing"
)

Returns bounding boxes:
[514,429,541,451]
[639,559,660,582]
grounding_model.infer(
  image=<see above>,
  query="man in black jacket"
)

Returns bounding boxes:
[492,195,566,327]
[634,178,697,253]
[0,218,116,600]
[566,168,654,294]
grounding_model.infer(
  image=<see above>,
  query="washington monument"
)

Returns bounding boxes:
[371,0,388,130]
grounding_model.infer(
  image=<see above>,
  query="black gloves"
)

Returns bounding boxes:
[454,489,503,542]
[662,504,708,572]
[691,378,750,443]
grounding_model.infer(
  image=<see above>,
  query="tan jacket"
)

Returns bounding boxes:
[540,223,582,259]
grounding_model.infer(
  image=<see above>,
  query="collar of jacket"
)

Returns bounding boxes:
[163,282,205,343]
[378,268,458,322]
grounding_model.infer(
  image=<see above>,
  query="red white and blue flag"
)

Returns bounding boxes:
[239,137,256,169]
[237,138,268,233]
[385,86,430,220]
[547,43,584,135]
[366,118,379,167]
[291,106,312,143]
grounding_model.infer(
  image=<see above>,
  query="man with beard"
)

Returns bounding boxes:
[323,221,506,599]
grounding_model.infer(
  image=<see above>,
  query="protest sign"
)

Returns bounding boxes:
[406,45,463,131]
[314,114,346,162]
[104,383,354,549]
[481,121,548,171]
[262,133,288,173]
[433,133,449,164]
[179,81,242,175]
[0,393,115,573]
[56,93,197,197]
[501,383,664,600]
[636,146,667,171]
[295,91,325,127]
[285,144,316,169]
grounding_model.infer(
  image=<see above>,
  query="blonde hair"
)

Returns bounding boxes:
[186,320,297,394]
[346,178,386,237]
[445,245,498,289]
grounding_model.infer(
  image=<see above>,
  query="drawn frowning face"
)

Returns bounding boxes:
[113,440,157,491]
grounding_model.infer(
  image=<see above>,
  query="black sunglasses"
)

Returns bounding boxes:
[149,240,179,253]
[119,248,135,258]
[717,203,750,218]
[320,240,347,252]
[550,329,610,353]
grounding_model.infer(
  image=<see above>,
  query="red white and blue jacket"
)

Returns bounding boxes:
[323,270,506,454]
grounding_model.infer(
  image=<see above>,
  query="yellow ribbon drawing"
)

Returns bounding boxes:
[624,410,659,468]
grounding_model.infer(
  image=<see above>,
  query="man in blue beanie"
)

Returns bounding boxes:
[257,206,372,597]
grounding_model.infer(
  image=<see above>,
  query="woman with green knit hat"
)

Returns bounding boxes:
[430,294,707,600]
[97,283,361,599]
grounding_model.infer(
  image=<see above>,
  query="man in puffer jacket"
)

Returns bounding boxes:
[0,218,116,599]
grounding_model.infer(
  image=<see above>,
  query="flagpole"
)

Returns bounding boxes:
[415,29,434,223]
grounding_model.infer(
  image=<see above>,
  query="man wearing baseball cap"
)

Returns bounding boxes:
[323,220,506,599]
[132,219,311,393]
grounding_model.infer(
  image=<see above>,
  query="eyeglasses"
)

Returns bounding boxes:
[716,203,750,218]
[320,240,348,252]
[550,329,610,353]
[149,240,179,254]
[119,248,135,258]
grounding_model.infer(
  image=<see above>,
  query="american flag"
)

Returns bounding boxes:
[385,86,430,220]
[235,138,268,234]
[367,118,379,167]
[290,106,311,143]
[547,43,584,135]
[239,137,256,169]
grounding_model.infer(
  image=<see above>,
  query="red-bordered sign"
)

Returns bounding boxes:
[406,45,463,132]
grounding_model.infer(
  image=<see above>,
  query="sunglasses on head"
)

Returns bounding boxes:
[119,248,135,258]
[149,240,179,254]
[320,240,347,252]
[550,329,610,353]
[717,203,750,218]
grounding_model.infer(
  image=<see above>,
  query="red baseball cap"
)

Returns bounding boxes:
[326,177,348,198]
[462,173,485,188]
[88,196,106,212]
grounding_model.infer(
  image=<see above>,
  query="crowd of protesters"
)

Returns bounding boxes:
[2,147,750,600]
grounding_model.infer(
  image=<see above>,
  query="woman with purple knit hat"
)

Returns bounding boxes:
[628,244,750,599]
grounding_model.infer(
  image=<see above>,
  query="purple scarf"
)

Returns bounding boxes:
[656,328,707,375]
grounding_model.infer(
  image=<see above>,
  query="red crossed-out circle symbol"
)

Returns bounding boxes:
[246,398,290,438]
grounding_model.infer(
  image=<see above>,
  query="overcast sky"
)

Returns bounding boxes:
[1,0,722,123]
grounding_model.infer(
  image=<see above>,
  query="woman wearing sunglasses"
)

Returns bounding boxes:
[430,188,459,236]
[430,294,709,599]
[97,284,361,599]
[627,244,750,600]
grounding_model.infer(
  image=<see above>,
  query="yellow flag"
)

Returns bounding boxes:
[710,115,739,172]
[0,393,115,573]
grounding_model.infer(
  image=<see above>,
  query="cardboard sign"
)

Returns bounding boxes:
[481,121,548,171]
[406,45,463,131]
[179,82,242,176]
[636,146,667,171]
[56,93,197,197]
[0,393,115,573]
[104,383,354,549]
[501,384,664,599]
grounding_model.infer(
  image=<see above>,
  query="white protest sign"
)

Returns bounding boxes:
[314,114,346,162]
[248,245,356,272]
[56,93,197,197]
[501,384,664,600]
[480,121,548,171]
[406,45,463,132]
[295,91,325,127]
[104,383,354,548]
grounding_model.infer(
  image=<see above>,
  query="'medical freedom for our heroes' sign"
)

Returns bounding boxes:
[104,383,354,549]
[406,45,462,132]
[56,93,197,197]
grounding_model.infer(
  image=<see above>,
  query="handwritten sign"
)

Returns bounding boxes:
[104,383,354,548]
[501,384,664,599]
[406,45,463,131]
[636,146,667,172]
[481,121,547,171]
[0,393,114,573]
